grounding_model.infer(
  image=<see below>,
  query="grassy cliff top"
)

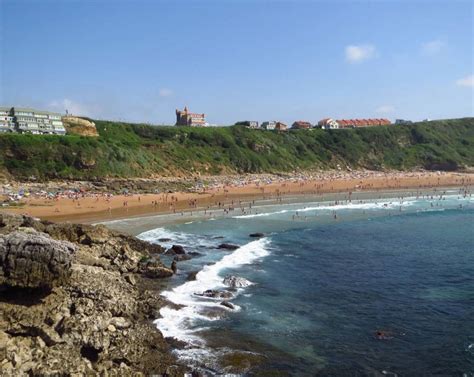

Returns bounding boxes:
[0,118,473,181]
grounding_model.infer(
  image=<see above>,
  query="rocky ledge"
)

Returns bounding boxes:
[0,212,185,376]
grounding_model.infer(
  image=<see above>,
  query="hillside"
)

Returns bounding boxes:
[0,118,473,181]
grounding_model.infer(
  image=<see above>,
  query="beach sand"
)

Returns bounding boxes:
[1,171,472,224]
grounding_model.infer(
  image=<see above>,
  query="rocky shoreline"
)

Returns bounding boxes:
[0,212,186,375]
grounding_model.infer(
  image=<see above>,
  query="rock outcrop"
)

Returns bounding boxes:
[62,116,99,137]
[165,244,186,255]
[217,243,240,250]
[223,275,252,288]
[0,212,184,376]
[139,257,174,278]
[0,230,75,289]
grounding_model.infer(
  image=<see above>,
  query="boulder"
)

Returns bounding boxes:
[220,301,235,310]
[249,233,264,238]
[223,275,252,288]
[139,258,174,278]
[0,231,76,289]
[165,245,186,255]
[217,243,240,251]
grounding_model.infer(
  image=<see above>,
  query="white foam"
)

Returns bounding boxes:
[154,238,271,346]
[232,199,417,219]
[139,227,178,242]
[233,209,289,219]
[297,200,417,212]
[138,227,216,249]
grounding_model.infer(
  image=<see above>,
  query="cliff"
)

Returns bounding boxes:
[0,212,184,375]
[0,117,472,181]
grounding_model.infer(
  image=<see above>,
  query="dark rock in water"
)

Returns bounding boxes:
[249,233,264,238]
[173,254,192,262]
[219,351,266,374]
[0,230,76,289]
[220,301,235,309]
[213,236,225,239]
[165,244,186,255]
[217,243,240,250]
[223,275,252,288]
[186,271,199,281]
[195,289,233,299]
[171,260,177,274]
[187,252,202,257]
[158,238,172,242]
[165,336,188,350]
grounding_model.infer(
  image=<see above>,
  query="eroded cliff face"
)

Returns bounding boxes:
[62,116,99,137]
[0,213,184,376]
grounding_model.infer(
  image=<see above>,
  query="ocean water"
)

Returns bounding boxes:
[135,190,474,376]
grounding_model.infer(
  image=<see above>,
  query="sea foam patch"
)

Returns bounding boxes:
[232,199,417,219]
[154,238,271,346]
[138,227,216,249]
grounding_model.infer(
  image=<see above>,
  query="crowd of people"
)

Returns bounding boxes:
[0,170,471,221]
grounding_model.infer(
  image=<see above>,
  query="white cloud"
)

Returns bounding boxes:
[421,39,445,55]
[456,74,474,88]
[345,44,376,63]
[159,88,173,97]
[375,105,395,114]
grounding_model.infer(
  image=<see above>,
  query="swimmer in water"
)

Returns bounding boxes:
[375,330,393,340]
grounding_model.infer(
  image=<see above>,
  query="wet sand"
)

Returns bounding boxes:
[1,171,472,224]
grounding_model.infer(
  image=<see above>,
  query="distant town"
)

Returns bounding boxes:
[175,106,414,130]
[1,104,418,135]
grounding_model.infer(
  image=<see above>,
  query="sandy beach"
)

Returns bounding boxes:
[1,170,472,224]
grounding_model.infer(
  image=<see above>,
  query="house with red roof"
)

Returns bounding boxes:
[291,120,312,129]
[334,118,392,128]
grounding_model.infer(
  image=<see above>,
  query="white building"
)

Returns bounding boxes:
[261,121,276,130]
[236,120,259,129]
[317,118,339,129]
[0,107,15,133]
[395,119,413,125]
[12,107,66,135]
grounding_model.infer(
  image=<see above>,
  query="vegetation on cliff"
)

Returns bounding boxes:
[0,118,472,180]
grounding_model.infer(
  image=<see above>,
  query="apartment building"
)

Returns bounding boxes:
[11,107,66,134]
[0,107,16,133]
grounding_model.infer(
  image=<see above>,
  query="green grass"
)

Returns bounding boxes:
[0,118,472,180]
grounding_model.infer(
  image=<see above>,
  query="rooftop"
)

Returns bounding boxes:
[12,107,63,116]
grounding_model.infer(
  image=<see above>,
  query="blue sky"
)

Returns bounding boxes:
[1,0,473,125]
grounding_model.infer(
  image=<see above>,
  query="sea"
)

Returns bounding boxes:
[107,188,474,376]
